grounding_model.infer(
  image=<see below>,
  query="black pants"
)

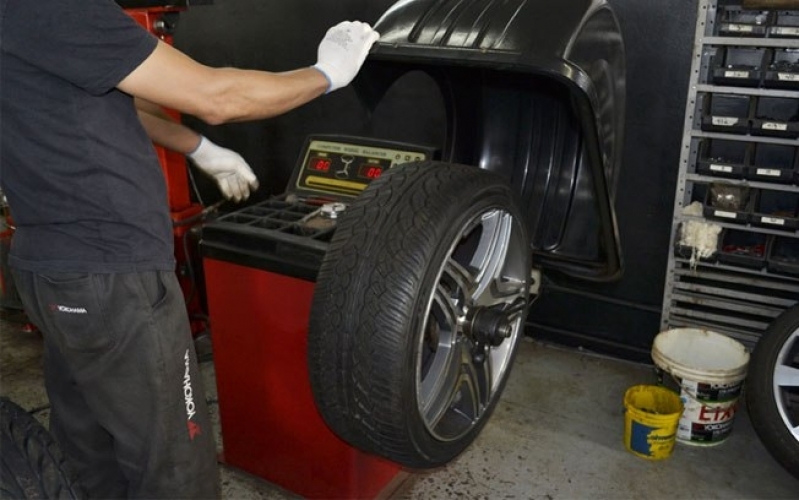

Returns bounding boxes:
[12,270,220,499]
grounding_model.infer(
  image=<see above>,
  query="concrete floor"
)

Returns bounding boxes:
[2,314,797,499]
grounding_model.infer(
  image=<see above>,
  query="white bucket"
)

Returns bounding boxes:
[651,328,750,446]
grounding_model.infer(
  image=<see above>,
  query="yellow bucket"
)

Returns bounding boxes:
[623,385,683,460]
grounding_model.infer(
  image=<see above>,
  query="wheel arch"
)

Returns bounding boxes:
[356,0,625,281]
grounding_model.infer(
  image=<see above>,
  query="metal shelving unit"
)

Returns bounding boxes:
[661,0,799,349]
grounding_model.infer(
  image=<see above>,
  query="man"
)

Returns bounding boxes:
[0,0,379,498]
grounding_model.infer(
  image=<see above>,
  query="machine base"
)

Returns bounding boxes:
[203,258,404,499]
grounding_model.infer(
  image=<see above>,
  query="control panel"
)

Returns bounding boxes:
[290,136,436,199]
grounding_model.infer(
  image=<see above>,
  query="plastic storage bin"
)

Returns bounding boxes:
[752,96,799,138]
[717,6,769,37]
[702,183,753,223]
[718,228,769,269]
[769,11,799,39]
[746,143,798,184]
[768,236,799,276]
[712,47,767,87]
[749,190,799,230]
[701,94,751,134]
[696,139,751,178]
[764,48,799,90]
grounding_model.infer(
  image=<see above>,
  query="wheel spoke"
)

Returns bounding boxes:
[458,344,489,413]
[419,286,463,423]
[774,364,799,389]
[425,341,490,435]
[468,211,527,309]
[433,282,461,330]
[470,210,511,305]
[420,338,469,428]
[442,258,477,304]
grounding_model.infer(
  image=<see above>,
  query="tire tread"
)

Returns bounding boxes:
[0,398,84,499]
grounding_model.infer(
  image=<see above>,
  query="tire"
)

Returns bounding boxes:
[746,304,799,479]
[308,161,531,469]
[0,398,84,499]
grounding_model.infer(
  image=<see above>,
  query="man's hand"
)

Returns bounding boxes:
[313,21,380,93]
[188,136,259,202]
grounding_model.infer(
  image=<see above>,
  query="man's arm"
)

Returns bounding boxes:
[135,98,258,202]
[119,21,378,125]
[136,99,201,154]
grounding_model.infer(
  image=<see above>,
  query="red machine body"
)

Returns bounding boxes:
[125,5,208,337]
[0,206,20,311]
[203,258,404,499]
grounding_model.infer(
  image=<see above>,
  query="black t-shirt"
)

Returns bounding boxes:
[0,0,175,273]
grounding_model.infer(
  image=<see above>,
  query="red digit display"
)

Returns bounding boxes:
[359,165,383,179]
[310,157,332,173]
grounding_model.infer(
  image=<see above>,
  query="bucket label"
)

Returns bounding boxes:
[629,420,677,459]
[678,416,735,443]
[682,379,742,402]
[677,397,740,444]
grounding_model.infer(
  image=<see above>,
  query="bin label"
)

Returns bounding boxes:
[756,168,782,177]
[772,26,799,36]
[761,216,785,226]
[725,23,754,33]
[712,116,739,127]
[762,122,788,131]
[777,72,799,82]
[713,210,737,219]
[724,70,750,79]
[709,164,733,173]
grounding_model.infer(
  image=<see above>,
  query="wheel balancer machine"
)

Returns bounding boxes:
[201,136,435,498]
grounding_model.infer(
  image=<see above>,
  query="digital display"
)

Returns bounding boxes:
[294,137,434,198]
[309,157,332,173]
[358,165,383,180]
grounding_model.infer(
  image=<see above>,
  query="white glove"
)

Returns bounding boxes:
[313,21,380,93]
[188,136,259,203]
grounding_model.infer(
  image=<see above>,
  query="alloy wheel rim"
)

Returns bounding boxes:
[415,208,529,441]
[773,325,799,443]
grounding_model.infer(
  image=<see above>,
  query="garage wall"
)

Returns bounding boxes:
[526,0,697,361]
[175,0,697,362]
